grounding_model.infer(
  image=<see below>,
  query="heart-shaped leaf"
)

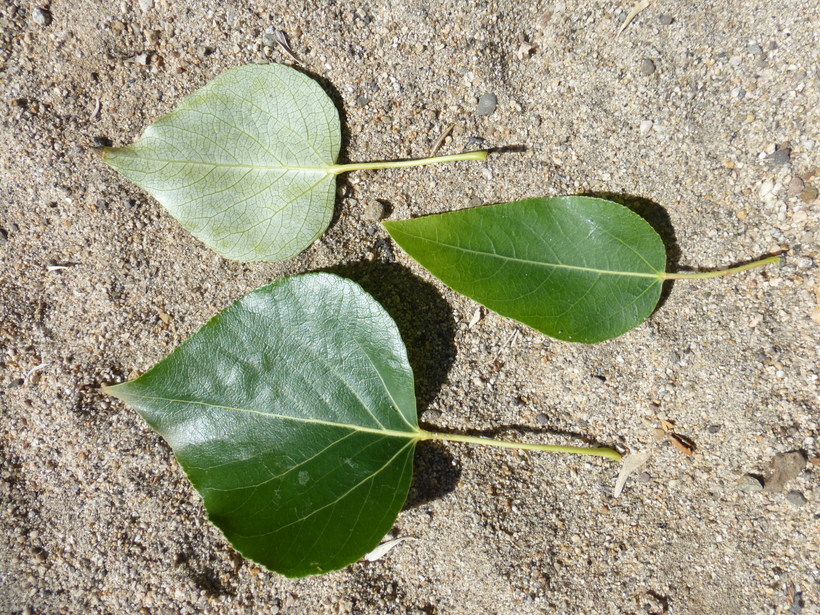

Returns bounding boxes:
[106,273,421,577]
[103,63,487,262]
[104,64,341,262]
[384,196,667,343]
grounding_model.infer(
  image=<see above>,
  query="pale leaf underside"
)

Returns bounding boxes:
[104,64,341,262]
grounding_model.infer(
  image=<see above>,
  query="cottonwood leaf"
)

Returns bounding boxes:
[104,64,341,262]
[105,273,421,577]
[384,196,667,343]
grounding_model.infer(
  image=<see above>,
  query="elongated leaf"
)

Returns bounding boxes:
[104,64,341,262]
[106,273,421,577]
[384,196,666,343]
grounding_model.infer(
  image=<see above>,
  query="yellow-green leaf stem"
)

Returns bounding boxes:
[418,430,622,462]
[661,255,781,279]
[330,151,488,175]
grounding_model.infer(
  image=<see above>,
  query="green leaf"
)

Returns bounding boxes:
[384,196,667,344]
[106,273,421,577]
[104,64,341,262]
[103,63,488,262]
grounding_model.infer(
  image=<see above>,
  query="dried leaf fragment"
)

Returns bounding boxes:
[614,451,650,497]
[617,0,651,37]
[668,432,696,455]
[364,537,418,562]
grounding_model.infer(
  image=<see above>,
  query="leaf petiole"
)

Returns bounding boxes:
[417,430,623,462]
[661,254,781,280]
[329,150,488,175]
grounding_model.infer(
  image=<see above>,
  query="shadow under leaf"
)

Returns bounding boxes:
[326,261,462,506]
[585,192,681,313]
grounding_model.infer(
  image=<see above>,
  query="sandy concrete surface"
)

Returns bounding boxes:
[1,1,817,613]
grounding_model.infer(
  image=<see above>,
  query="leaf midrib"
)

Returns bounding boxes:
[107,154,335,174]
[391,230,665,279]
[118,392,421,439]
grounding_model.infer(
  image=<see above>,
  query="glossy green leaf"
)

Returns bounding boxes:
[104,64,341,262]
[106,273,421,577]
[384,196,667,343]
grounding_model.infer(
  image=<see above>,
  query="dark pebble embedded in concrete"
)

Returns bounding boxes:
[355,95,370,106]
[658,14,674,25]
[785,490,807,507]
[0,228,7,245]
[535,413,549,425]
[640,58,656,75]
[476,93,498,116]
[766,147,791,167]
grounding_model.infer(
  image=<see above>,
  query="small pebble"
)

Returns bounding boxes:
[639,58,656,76]
[138,0,154,12]
[736,475,763,492]
[261,29,277,47]
[799,185,818,203]
[636,472,651,484]
[658,15,674,25]
[0,228,8,245]
[355,95,369,106]
[535,413,549,425]
[707,424,722,434]
[766,147,791,167]
[764,451,806,492]
[421,410,442,423]
[476,93,498,117]
[787,177,805,196]
[362,200,386,222]
[32,8,52,26]
[792,210,807,225]
[746,43,765,57]
[785,490,807,507]
[639,119,653,135]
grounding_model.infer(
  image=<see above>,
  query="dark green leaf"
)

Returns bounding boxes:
[384,196,666,343]
[106,273,420,577]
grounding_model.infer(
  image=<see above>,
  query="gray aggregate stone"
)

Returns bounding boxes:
[766,147,792,167]
[785,491,807,507]
[476,93,497,116]
[639,58,656,76]
[736,475,764,492]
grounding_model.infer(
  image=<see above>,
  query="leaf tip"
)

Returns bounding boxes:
[100,380,131,402]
